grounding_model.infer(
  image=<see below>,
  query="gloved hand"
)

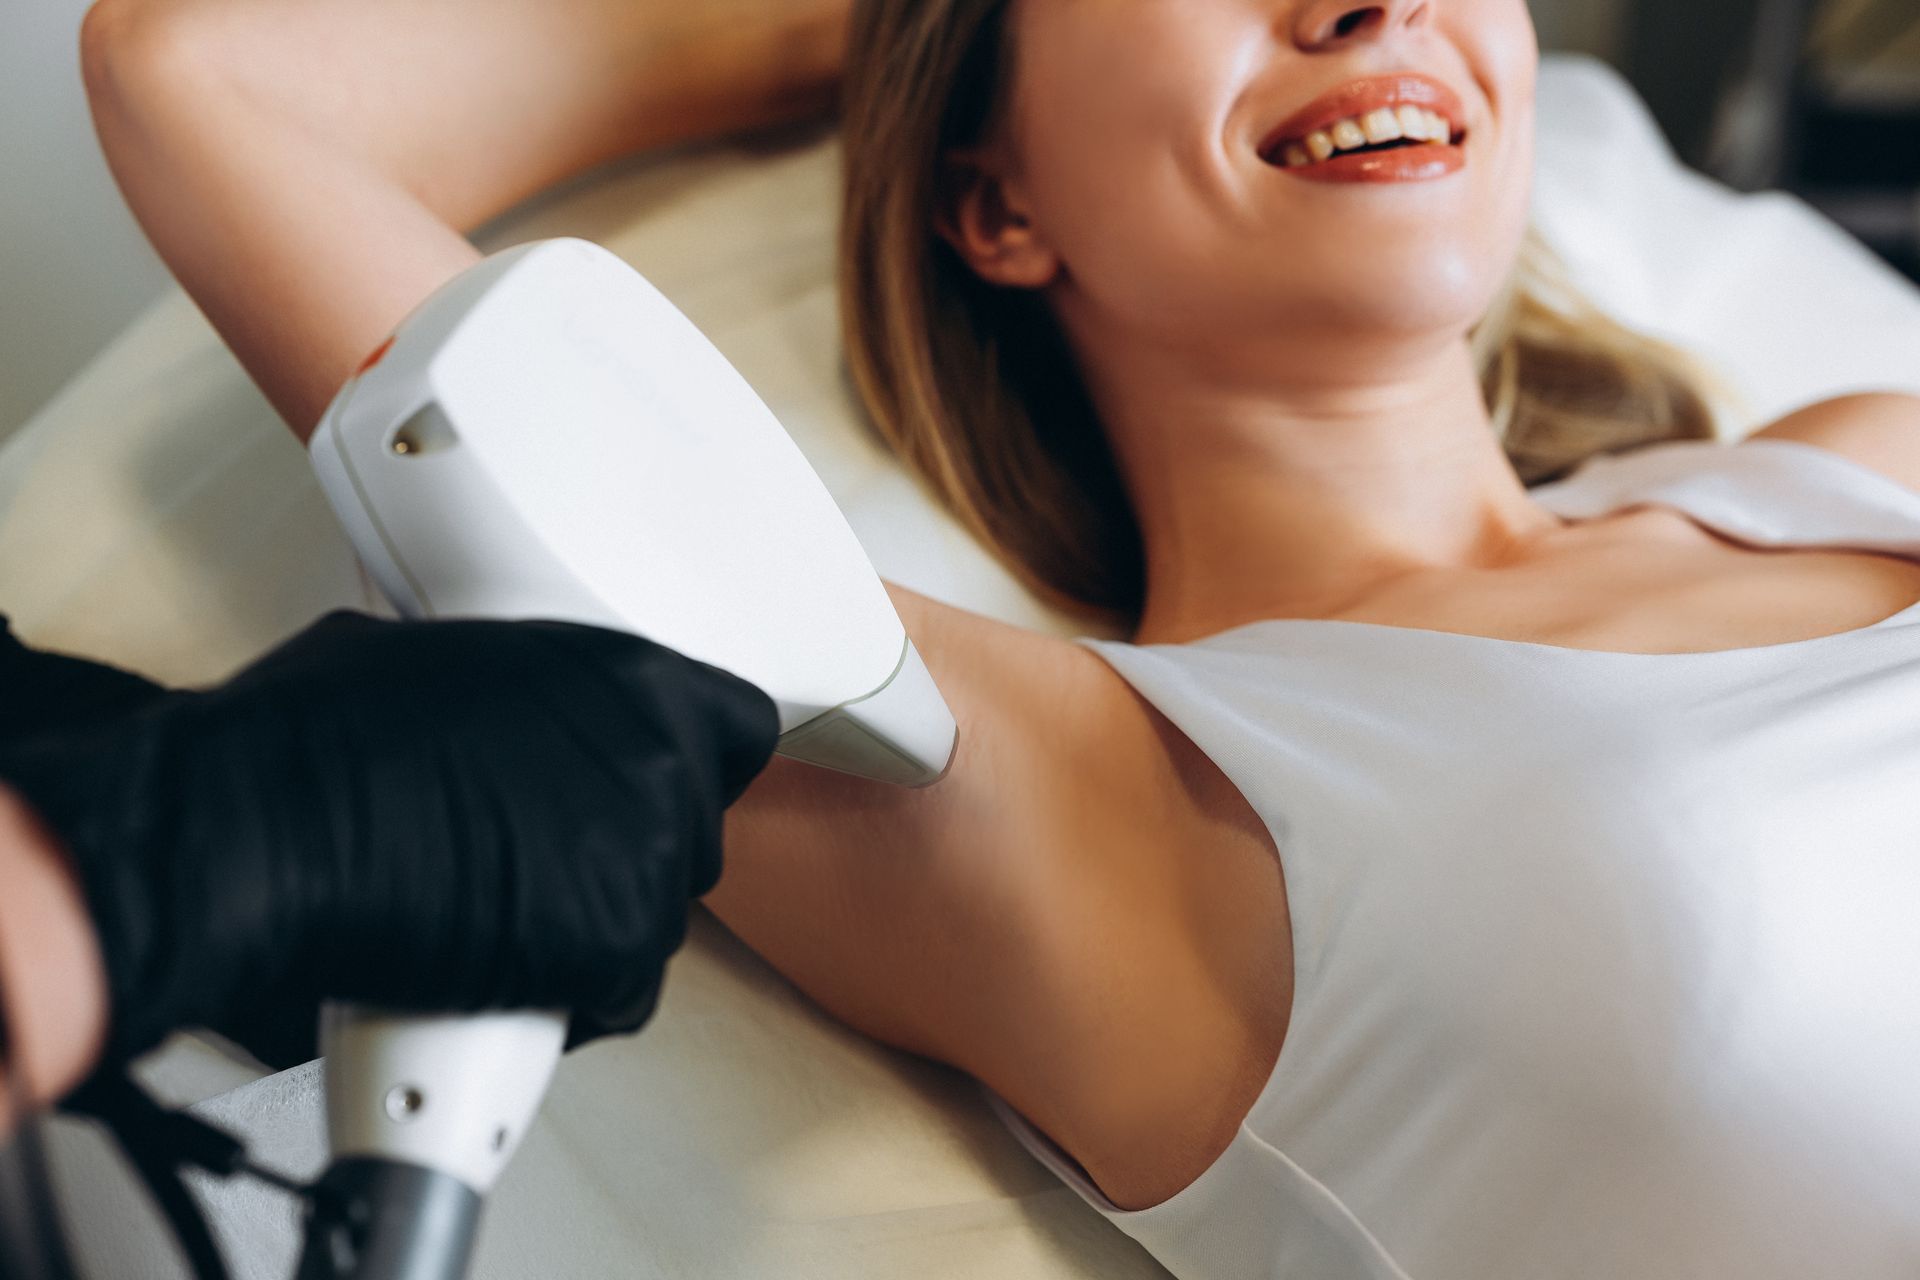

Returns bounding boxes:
[0,610,779,1073]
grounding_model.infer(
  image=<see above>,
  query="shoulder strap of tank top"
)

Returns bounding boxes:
[1528,437,1920,560]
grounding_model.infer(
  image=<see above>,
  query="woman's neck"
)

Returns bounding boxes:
[1087,335,1566,646]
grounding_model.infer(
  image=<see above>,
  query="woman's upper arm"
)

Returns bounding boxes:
[706,584,1115,1058]
[705,583,1274,1187]
[79,0,849,438]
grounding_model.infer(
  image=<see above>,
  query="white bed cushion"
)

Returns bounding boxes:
[1528,58,1920,423]
[15,52,1920,1279]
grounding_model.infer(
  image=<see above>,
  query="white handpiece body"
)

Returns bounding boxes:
[299,238,957,1278]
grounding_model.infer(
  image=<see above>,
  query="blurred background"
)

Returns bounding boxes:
[1,0,1917,450]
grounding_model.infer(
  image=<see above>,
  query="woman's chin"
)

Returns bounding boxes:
[1274,259,1501,342]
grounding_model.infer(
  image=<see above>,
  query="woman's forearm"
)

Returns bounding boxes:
[80,0,849,441]
[0,786,108,1131]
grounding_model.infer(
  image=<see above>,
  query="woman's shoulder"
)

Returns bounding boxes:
[1741,391,1920,497]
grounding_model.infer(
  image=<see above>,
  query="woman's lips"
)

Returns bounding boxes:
[1256,72,1469,183]
[1281,142,1464,184]
[1258,72,1467,159]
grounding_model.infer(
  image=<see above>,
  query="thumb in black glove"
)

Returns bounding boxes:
[0,610,780,1073]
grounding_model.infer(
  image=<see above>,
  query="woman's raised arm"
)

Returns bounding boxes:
[76,0,1258,1198]
[79,0,849,438]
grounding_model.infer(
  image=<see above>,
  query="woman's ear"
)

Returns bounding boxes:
[932,146,1060,289]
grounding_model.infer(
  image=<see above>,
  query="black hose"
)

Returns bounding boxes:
[62,1071,234,1280]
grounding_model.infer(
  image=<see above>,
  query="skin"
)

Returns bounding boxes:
[0,785,109,1125]
[15,0,1920,1212]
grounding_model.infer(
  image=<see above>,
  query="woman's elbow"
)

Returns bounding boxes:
[80,0,228,114]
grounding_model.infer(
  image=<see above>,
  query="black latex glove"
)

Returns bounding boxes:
[0,610,779,1073]
[0,617,171,740]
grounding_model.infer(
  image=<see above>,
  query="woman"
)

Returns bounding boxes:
[78,0,1920,1274]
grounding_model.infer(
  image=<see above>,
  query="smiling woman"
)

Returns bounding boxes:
[846,1,1920,1271]
[60,0,1920,1277]
[840,0,1730,636]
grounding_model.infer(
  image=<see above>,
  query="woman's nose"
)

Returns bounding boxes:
[1290,0,1432,52]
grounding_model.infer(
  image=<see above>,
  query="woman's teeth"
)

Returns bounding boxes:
[1275,106,1456,168]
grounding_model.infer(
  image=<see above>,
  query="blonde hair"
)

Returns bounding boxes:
[838,0,1733,630]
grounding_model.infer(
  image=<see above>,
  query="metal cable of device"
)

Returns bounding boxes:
[63,1070,239,1280]
[0,873,327,1279]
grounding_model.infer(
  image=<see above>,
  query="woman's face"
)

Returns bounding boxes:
[945,0,1538,354]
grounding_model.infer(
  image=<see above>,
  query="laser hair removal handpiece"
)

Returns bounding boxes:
[302,237,957,1280]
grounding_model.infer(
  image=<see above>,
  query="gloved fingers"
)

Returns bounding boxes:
[226,613,780,811]
[563,951,670,1051]
[11,609,769,1073]
[0,615,173,741]
[215,609,395,690]
[516,620,780,807]
[201,994,321,1072]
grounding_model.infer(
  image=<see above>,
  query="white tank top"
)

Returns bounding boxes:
[980,437,1920,1279]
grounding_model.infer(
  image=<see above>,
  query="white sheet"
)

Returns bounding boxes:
[55,911,1160,1279]
[13,53,1920,1279]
